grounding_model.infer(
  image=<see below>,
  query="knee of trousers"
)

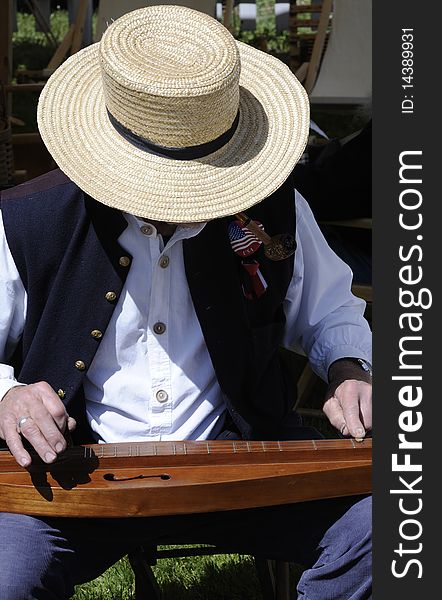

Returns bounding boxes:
[320,496,372,561]
[0,513,75,600]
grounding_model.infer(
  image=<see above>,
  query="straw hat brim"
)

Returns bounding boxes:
[37,41,309,223]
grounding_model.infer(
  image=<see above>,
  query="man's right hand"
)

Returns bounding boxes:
[0,382,76,467]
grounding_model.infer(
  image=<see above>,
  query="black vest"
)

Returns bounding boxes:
[1,169,300,442]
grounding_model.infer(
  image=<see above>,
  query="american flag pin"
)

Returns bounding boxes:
[228,220,263,257]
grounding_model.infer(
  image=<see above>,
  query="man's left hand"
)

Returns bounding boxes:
[323,359,372,440]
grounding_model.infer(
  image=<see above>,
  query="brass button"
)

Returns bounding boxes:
[119,256,131,267]
[159,256,170,268]
[75,360,86,371]
[91,329,103,339]
[140,224,153,235]
[153,322,166,335]
[156,390,168,403]
[57,389,65,399]
[105,291,117,302]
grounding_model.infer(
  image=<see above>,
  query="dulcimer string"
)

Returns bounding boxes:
[0,437,371,464]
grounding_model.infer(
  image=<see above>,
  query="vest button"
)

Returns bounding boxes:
[75,360,86,371]
[159,256,170,268]
[119,256,131,267]
[153,322,166,335]
[156,390,168,403]
[57,389,65,399]
[91,329,103,339]
[105,291,117,302]
[140,224,153,235]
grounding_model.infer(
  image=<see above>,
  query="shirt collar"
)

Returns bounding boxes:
[123,213,207,243]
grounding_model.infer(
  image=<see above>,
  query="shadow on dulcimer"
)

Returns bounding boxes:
[0,438,372,518]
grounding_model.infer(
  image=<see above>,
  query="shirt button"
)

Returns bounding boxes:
[159,256,170,268]
[75,360,86,371]
[119,256,131,267]
[91,329,103,339]
[156,390,168,403]
[105,291,117,302]
[153,322,166,335]
[140,224,153,235]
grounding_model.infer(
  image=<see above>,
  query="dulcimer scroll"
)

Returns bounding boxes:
[0,438,371,518]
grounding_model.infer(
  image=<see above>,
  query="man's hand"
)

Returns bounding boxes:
[0,382,76,467]
[323,359,372,440]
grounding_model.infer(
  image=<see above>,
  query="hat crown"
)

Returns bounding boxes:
[100,6,240,148]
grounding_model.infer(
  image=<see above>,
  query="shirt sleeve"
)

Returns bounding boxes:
[0,211,27,400]
[282,191,372,381]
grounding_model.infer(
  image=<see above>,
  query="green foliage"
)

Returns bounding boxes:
[71,552,265,600]
[72,550,304,600]
[72,557,135,600]
[12,11,69,72]
[153,551,263,600]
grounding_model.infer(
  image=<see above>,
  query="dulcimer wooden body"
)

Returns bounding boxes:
[0,438,371,518]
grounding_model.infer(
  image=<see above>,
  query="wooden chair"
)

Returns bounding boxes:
[129,544,293,600]
[16,0,91,82]
[289,0,333,93]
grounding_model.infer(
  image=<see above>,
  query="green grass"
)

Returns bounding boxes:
[72,557,135,600]
[72,549,305,600]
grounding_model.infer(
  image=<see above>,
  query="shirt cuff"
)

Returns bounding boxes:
[0,380,26,402]
[322,344,372,380]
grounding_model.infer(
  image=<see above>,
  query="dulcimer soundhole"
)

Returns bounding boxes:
[103,473,172,482]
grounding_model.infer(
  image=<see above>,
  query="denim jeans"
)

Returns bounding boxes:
[0,495,371,599]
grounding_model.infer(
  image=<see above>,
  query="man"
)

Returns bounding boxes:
[0,6,372,599]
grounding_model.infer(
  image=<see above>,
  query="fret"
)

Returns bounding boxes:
[74,438,370,461]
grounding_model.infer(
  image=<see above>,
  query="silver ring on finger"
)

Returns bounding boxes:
[17,415,32,430]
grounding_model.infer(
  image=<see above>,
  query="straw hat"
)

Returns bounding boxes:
[37,5,309,223]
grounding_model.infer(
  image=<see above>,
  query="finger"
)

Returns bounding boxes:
[18,417,57,463]
[333,381,367,440]
[30,402,68,454]
[323,396,346,432]
[67,416,76,432]
[359,387,372,431]
[3,421,32,467]
[34,382,70,433]
[28,382,70,453]
[341,399,365,439]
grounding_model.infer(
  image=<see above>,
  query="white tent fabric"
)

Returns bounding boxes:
[95,0,217,41]
[310,0,372,105]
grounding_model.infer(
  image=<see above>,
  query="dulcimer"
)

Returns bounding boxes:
[0,438,371,518]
